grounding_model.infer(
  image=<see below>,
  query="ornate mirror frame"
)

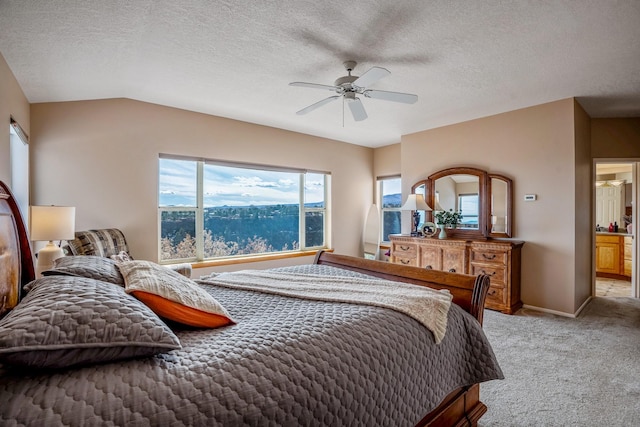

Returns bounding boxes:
[412,167,513,239]
[487,173,513,238]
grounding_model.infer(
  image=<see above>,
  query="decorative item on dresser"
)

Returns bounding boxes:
[401,193,432,236]
[391,166,524,314]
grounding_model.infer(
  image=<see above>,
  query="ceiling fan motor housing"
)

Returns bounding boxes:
[335,60,359,91]
[334,75,358,88]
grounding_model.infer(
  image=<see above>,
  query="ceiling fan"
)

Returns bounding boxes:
[289,61,418,122]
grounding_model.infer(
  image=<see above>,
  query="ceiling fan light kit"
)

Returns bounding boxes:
[289,61,418,122]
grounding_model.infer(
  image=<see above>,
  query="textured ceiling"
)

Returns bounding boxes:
[1,0,639,147]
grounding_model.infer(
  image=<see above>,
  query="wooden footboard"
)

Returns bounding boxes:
[313,250,490,324]
[416,384,486,427]
[313,250,491,427]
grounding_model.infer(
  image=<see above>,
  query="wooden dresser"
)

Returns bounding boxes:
[389,235,524,314]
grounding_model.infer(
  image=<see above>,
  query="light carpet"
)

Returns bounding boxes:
[479,297,640,427]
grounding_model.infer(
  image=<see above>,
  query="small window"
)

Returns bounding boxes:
[378,176,401,242]
[10,123,29,225]
[458,193,479,227]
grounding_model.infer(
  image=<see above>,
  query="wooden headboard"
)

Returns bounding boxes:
[0,181,35,317]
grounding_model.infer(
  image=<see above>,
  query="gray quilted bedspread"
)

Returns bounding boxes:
[0,265,503,426]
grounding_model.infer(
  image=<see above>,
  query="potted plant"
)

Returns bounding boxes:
[434,209,463,228]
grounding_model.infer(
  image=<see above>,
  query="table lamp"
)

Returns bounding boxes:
[30,205,75,276]
[401,194,432,236]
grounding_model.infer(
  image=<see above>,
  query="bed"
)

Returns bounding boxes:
[0,181,502,426]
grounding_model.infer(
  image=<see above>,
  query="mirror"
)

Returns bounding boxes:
[412,167,513,239]
[435,174,480,230]
[488,174,513,237]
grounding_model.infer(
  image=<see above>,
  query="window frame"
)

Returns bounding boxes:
[158,156,329,263]
[377,175,402,243]
[457,192,479,226]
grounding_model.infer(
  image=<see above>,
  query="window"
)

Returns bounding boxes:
[10,120,29,226]
[458,193,479,227]
[158,156,329,262]
[378,176,401,242]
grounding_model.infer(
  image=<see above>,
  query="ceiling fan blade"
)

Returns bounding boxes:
[296,95,341,115]
[347,97,368,121]
[289,82,342,92]
[352,66,390,88]
[364,89,418,104]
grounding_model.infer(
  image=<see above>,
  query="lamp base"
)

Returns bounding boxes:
[36,241,64,277]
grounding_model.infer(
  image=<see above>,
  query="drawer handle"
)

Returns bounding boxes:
[488,289,497,296]
[400,245,411,251]
[481,270,496,277]
[448,268,456,273]
[400,259,411,265]
[425,265,433,270]
[482,253,497,260]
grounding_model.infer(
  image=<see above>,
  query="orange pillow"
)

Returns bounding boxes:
[131,291,232,328]
[117,260,234,328]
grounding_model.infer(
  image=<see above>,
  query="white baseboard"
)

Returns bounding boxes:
[522,296,593,318]
[573,296,593,316]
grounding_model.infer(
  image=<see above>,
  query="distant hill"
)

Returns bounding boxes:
[382,193,401,207]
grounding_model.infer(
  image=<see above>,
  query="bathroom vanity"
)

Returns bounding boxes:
[595,232,632,278]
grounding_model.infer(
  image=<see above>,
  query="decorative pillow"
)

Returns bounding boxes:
[41,255,125,286]
[66,229,128,257]
[118,260,234,328]
[0,276,181,369]
[110,250,134,263]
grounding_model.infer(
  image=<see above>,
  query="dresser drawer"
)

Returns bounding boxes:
[470,249,507,265]
[470,264,507,286]
[394,257,418,267]
[486,286,505,307]
[391,242,418,267]
[393,243,417,256]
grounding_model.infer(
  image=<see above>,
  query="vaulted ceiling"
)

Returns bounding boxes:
[1,1,639,147]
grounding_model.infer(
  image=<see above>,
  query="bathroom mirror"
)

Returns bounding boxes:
[412,167,513,239]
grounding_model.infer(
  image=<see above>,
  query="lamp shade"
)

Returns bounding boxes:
[401,194,432,211]
[29,206,76,241]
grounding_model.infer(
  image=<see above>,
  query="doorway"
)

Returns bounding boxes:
[594,161,638,298]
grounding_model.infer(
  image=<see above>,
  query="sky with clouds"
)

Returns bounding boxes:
[159,158,325,207]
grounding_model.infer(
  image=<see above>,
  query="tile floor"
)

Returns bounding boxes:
[595,277,632,297]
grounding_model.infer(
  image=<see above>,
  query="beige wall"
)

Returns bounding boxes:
[592,118,640,158]
[573,100,592,310]
[373,143,401,178]
[397,98,583,314]
[0,51,30,187]
[30,99,374,272]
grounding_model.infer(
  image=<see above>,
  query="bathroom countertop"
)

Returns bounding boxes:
[596,231,632,236]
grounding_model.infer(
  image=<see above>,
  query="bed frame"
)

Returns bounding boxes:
[0,181,35,317]
[314,250,491,427]
[0,181,491,426]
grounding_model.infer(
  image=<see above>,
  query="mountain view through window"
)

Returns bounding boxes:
[159,158,327,261]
